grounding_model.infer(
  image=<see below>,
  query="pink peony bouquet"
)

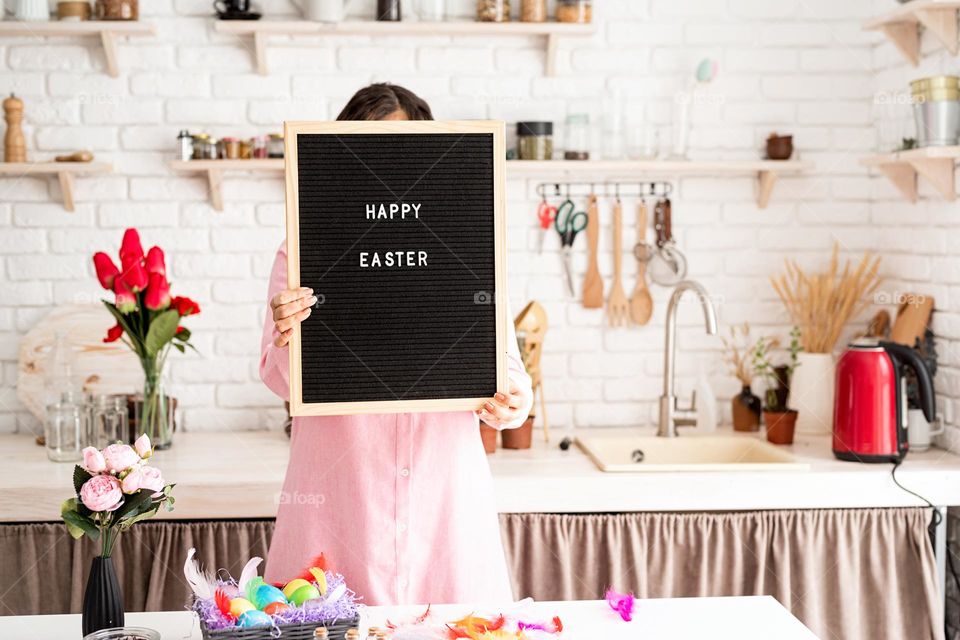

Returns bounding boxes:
[61,434,175,557]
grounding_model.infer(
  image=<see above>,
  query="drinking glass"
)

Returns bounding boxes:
[45,402,84,462]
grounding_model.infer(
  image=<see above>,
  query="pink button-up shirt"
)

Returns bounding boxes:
[260,244,532,606]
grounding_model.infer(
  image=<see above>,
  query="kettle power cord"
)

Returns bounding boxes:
[891,462,960,632]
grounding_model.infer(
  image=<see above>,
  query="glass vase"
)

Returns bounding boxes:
[134,358,175,449]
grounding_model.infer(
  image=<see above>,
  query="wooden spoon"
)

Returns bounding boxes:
[582,194,604,309]
[606,199,630,326]
[629,201,653,325]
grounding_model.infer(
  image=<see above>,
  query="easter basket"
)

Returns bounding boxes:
[199,615,360,640]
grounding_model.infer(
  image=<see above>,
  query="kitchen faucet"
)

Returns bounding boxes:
[658,280,719,438]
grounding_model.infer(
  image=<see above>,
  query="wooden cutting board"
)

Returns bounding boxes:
[890,294,934,347]
[17,304,141,420]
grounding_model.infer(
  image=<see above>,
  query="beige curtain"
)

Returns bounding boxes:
[500,508,943,640]
[0,520,272,616]
[0,509,943,640]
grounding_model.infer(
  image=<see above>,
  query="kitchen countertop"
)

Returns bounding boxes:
[0,596,819,639]
[2,427,960,523]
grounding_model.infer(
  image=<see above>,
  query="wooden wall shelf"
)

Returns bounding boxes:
[212,20,596,76]
[0,162,113,211]
[169,158,813,211]
[861,146,960,202]
[0,21,155,77]
[864,1,960,66]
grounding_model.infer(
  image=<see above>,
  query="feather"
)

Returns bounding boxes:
[415,604,432,624]
[215,588,234,619]
[183,547,216,600]
[293,553,329,582]
[605,588,635,622]
[237,556,263,594]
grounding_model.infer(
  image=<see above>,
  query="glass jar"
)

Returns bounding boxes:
[91,395,130,449]
[516,121,553,160]
[563,113,590,160]
[556,0,590,23]
[477,0,510,22]
[417,0,445,21]
[45,402,84,462]
[520,0,545,22]
[267,133,285,158]
[252,136,268,159]
[222,136,241,160]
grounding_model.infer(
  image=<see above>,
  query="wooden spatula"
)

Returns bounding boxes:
[606,199,629,326]
[629,201,653,325]
[582,194,604,308]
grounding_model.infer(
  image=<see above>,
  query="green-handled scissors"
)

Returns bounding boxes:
[554,196,587,297]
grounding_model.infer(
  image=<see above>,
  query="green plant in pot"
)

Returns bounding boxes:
[752,327,802,445]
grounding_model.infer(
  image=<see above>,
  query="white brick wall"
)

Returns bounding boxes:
[0,0,885,435]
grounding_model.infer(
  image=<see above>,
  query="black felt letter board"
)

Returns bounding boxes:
[287,125,505,415]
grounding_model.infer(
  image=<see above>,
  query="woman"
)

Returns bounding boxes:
[260,83,533,605]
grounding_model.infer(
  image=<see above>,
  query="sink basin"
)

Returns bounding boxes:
[576,434,810,472]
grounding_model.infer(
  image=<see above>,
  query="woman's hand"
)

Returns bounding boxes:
[477,381,530,429]
[271,287,316,347]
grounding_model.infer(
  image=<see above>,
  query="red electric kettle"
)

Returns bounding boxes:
[833,339,936,463]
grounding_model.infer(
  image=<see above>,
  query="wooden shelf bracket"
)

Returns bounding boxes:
[908,156,956,200]
[756,170,778,209]
[865,1,960,67]
[877,162,919,202]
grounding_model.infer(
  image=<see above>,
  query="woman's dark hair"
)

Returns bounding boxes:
[336,83,434,121]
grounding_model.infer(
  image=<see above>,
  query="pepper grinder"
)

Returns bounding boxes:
[3,93,27,163]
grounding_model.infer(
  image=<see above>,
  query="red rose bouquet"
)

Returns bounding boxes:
[93,228,200,448]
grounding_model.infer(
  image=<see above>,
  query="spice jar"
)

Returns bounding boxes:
[517,121,553,160]
[252,136,268,159]
[177,129,193,162]
[477,0,510,22]
[563,113,590,160]
[556,0,590,23]
[267,133,285,158]
[191,133,213,160]
[520,0,545,22]
[239,139,252,159]
[95,0,138,20]
[222,136,241,160]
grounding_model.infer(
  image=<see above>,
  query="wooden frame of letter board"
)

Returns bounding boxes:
[283,120,508,417]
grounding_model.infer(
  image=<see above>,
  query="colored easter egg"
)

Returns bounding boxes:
[229,597,256,618]
[238,609,273,628]
[253,583,287,610]
[282,578,311,599]
[309,567,328,595]
[289,584,321,606]
[263,601,289,615]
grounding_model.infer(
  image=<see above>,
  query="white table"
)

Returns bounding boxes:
[0,597,819,639]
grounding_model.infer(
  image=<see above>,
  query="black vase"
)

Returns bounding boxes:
[82,556,124,636]
[377,0,401,20]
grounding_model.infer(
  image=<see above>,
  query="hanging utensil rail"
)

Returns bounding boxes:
[535,181,674,200]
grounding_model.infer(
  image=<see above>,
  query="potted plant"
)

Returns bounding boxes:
[770,244,881,434]
[752,327,801,445]
[721,322,762,431]
[93,228,200,449]
[62,435,175,635]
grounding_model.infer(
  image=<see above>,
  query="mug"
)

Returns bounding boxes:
[297,0,351,22]
[214,0,251,15]
[907,408,944,452]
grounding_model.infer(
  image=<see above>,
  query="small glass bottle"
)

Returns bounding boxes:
[177,130,193,162]
[377,0,401,20]
[45,401,84,462]
[477,0,509,22]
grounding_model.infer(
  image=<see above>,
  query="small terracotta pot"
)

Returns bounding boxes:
[502,415,534,449]
[479,423,498,454]
[763,409,798,445]
[766,135,793,160]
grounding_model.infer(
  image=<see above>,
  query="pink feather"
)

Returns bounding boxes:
[605,588,635,622]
